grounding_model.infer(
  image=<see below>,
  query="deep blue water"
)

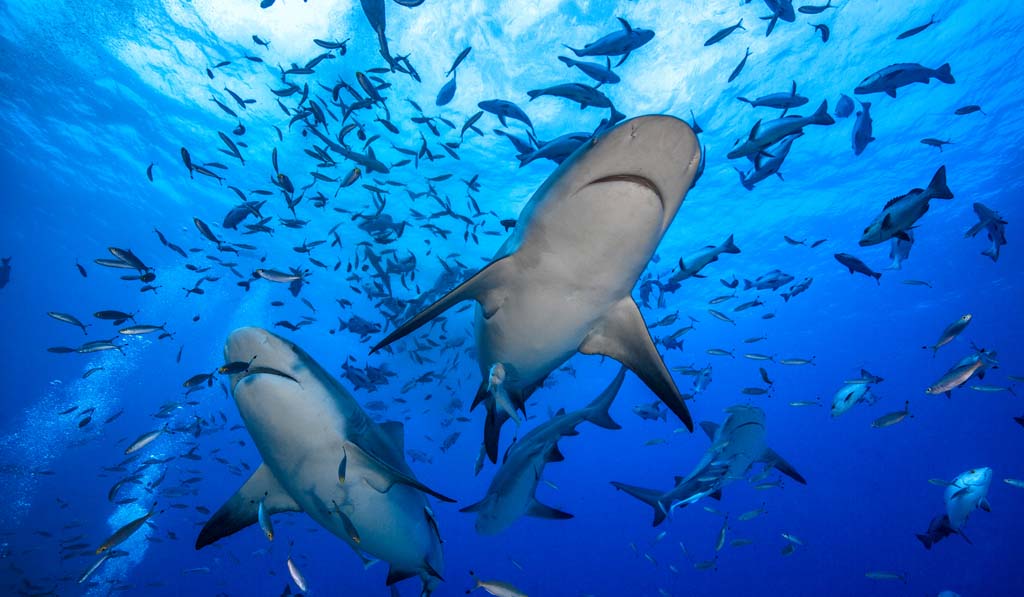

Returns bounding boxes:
[1,0,1022,595]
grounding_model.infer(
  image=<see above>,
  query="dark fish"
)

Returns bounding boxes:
[812,23,830,42]
[834,253,882,284]
[446,46,472,76]
[897,15,937,40]
[436,74,457,106]
[798,1,833,15]
[146,163,154,181]
[954,105,984,115]
[704,19,745,46]
[728,48,751,83]
[180,148,194,178]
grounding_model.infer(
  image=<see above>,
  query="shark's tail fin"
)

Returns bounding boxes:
[809,100,835,126]
[722,234,741,254]
[934,63,955,84]
[583,366,626,430]
[981,246,1000,262]
[926,165,953,199]
[610,481,667,526]
[915,533,933,550]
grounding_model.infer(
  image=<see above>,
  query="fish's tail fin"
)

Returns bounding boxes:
[737,97,753,105]
[556,56,574,68]
[981,246,999,262]
[872,271,882,285]
[810,100,835,126]
[927,165,953,199]
[610,481,668,526]
[722,234,741,254]
[582,367,626,430]
[915,533,933,550]
[934,63,955,84]
[562,44,584,57]
[743,280,753,290]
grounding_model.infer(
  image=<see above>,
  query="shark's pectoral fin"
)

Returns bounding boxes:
[370,256,515,352]
[762,448,807,485]
[980,498,992,513]
[709,489,723,501]
[195,463,300,550]
[386,566,418,586]
[610,481,667,527]
[380,421,405,454]
[699,421,720,440]
[484,401,516,464]
[458,496,490,513]
[344,441,456,503]
[527,499,573,520]
[547,442,565,462]
[580,297,693,431]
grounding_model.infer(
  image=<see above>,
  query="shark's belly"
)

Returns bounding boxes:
[476,178,665,384]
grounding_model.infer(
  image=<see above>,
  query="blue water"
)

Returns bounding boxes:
[1,0,1022,595]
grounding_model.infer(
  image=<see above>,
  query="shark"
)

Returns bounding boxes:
[461,367,625,535]
[371,115,701,463]
[611,405,806,526]
[195,327,451,595]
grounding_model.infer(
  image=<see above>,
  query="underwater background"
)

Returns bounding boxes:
[1,0,1023,595]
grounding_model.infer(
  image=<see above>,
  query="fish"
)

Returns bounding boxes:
[925,349,997,397]
[834,94,854,118]
[887,230,914,270]
[48,311,91,335]
[897,15,937,40]
[0,257,9,288]
[97,504,157,553]
[954,104,984,115]
[854,63,954,97]
[371,116,700,463]
[556,56,621,87]
[726,100,834,160]
[287,555,308,592]
[871,401,912,428]
[811,23,830,42]
[781,277,812,302]
[445,46,471,77]
[925,314,972,353]
[258,498,274,541]
[125,428,163,454]
[704,20,745,46]
[834,253,882,284]
[921,138,953,152]
[744,269,793,291]
[735,132,802,190]
[852,101,874,155]
[944,467,992,530]
[728,48,751,83]
[865,571,906,583]
[964,202,1008,262]
[435,74,457,106]
[196,328,447,596]
[708,309,735,325]
[671,235,741,282]
[612,405,805,526]
[460,368,624,534]
[916,513,970,550]
[737,81,808,112]
[1003,478,1024,489]
[859,166,953,246]
[478,100,534,130]
[564,17,655,67]
[469,572,528,597]
[831,380,879,418]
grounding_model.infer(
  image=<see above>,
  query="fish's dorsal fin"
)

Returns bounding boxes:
[527,498,573,520]
[883,193,911,210]
[379,421,405,454]
[699,421,719,440]
[761,448,807,484]
[580,296,693,432]
[195,463,300,550]
[618,16,633,34]
[344,440,456,503]
[370,255,516,353]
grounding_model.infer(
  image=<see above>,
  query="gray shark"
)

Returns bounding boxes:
[611,405,805,526]
[461,367,625,535]
[965,202,1007,262]
[371,116,701,462]
[196,327,450,595]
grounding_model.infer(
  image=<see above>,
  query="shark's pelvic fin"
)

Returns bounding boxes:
[195,463,300,549]
[762,447,807,484]
[370,256,515,352]
[343,440,457,503]
[699,421,720,440]
[580,297,693,431]
[527,499,573,520]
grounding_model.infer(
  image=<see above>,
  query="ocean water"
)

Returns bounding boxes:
[1,0,1022,595]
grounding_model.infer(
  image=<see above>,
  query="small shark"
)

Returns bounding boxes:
[461,368,625,535]
[964,202,1007,262]
[372,116,701,463]
[196,327,450,595]
[612,405,805,526]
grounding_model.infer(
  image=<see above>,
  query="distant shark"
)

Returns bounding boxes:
[371,116,701,462]
[461,367,625,535]
[195,327,450,596]
[611,405,805,526]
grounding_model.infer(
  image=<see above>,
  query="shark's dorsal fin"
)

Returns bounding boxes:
[370,256,516,353]
[195,463,300,549]
[527,499,573,520]
[762,448,807,484]
[344,440,456,503]
[580,296,693,431]
[699,421,719,440]
[380,421,405,454]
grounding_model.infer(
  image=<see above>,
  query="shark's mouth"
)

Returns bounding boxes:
[589,174,662,203]
[232,366,303,391]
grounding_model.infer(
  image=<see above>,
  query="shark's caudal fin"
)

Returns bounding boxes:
[721,234,741,254]
[926,165,953,199]
[761,447,807,484]
[809,100,835,126]
[580,297,693,431]
[195,463,301,549]
[915,533,933,550]
[610,481,668,526]
[369,256,515,353]
[581,366,627,430]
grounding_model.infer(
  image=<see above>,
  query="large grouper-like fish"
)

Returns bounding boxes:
[196,327,451,596]
[371,115,702,462]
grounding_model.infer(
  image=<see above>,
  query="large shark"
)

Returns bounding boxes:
[371,116,701,462]
[611,405,805,526]
[461,367,625,535]
[195,327,450,595]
